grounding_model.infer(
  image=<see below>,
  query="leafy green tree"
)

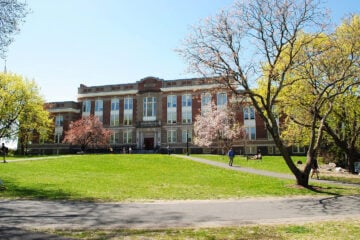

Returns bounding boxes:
[0,0,29,58]
[17,81,53,155]
[280,15,360,173]
[178,0,327,187]
[0,73,52,153]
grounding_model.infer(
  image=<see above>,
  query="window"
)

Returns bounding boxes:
[182,110,192,124]
[143,97,156,121]
[82,100,91,116]
[123,130,132,144]
[110,131,120,144]
[245,127,256,140]
[167,112,176,124]
[201,93,211,115]
[292,145,305,154]
[124,112,133,125]
[111,98,120,111]
[245,146,257,155]
[217,93,227,107]
[95,99,103,112]
[201,93,211,108]
[110,114,119,126]
[182,94,192,124]
[54,133,62,144]
[182,94,192,107]
[95,99,103,122]
[167,95,177,124]
[124,97,133,125]
[167,95,177,108]
[124,97,133,110]
[244,106,255,120]
[55,115,63,126]
[182,130,192,143]
[167,130,177,143]
[110,99,120,126]
[268,146,280,155]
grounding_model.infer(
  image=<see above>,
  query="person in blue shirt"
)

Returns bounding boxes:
[227,148,235,166]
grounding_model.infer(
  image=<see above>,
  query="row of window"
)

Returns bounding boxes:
[55,102,255,128]
[80,93,229,126]
[109,129,193,145]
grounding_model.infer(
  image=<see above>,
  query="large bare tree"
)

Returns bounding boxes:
[0,0,29,58]
[178,0,328,187]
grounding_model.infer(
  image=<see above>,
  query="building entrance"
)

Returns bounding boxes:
[143,137,154,150]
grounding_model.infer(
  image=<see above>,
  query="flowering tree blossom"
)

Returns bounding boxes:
[63,115,112,152]
[194,102,245,153]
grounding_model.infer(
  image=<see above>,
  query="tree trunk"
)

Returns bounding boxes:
[347,154,358,173]
[274,137,310,187]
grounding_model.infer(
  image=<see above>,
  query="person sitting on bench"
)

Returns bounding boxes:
[250,150,262,160]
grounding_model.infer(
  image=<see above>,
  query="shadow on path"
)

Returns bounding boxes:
[0,226,73,240]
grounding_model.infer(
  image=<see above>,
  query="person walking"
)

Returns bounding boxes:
[1,143,8,163]
[227,148,235,166]
[311,158,320,179]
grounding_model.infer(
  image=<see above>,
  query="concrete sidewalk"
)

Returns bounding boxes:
[1,196,360,230]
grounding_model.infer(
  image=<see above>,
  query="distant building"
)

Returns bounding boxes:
[45,101,81,143]
[30,76,305,155]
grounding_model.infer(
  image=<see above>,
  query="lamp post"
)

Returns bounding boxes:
[186,129,189,156]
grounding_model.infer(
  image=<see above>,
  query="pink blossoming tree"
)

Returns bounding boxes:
[194,102,245,154]
[63,115,112,152]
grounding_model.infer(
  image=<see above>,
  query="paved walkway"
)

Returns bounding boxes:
[1,196,360,238]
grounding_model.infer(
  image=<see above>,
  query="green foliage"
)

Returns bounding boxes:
[0,73,53,151]
[277,14,360,172]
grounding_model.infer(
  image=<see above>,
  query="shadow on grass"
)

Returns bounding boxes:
[0,179,97,202]
[306,185,343,196]
[287,183,357,197]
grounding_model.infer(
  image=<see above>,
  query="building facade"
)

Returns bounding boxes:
[39,76,303,155]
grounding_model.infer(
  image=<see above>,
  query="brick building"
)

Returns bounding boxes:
[39,76,298,155]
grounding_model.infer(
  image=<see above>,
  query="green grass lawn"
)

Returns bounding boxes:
[1,154,359,239]
[0,154,358,201]
[195,154,360,184]
[48,219,360,240]
[193,154,306,174]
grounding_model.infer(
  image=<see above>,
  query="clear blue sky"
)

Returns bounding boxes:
[4,0,360,102]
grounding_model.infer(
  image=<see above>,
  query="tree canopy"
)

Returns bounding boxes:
[63,115,112,152]
[0,0,29,58]
[0,73,52,152]
[279,14,360,172]
[194,101,245,153]
[178,0,329,187]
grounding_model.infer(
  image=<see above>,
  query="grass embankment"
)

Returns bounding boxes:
[0,154,358,201]
[0,154,311,201]
[195,154,360,184]
[48,219,360,240]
